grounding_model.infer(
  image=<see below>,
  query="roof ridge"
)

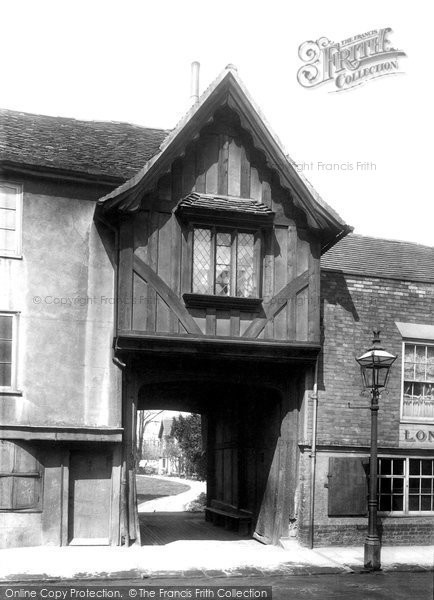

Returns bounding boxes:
[348,232,434,250]
[0,107,169,133]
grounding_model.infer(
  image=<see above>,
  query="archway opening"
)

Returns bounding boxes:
[135,379,283,546]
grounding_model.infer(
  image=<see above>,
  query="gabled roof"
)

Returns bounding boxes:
[0,108,168,182]
[321,234,434,283]
[97,66,352,252]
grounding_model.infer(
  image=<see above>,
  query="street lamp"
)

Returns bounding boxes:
[356,331,397,571]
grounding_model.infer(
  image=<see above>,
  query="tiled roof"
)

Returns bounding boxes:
[0,108,168,181]
[177,192,274,215]
[321,234,434,283]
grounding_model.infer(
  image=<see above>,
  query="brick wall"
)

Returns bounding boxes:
[317,271,434,447]
[296,271,434,547]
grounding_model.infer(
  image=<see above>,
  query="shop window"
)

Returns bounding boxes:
[328,456,434,517]
[402,343,434,421]
[0,441,43,511]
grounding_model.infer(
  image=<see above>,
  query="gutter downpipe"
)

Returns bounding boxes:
[308,356,319,549]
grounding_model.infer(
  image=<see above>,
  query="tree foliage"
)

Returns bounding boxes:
[170,413,206,480]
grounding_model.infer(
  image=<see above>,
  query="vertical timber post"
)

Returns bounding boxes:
[120,366,141,545]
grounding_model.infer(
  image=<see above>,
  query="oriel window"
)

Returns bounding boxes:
[192,227,258,298]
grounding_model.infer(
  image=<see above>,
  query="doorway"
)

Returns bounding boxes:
[68,448,112,545]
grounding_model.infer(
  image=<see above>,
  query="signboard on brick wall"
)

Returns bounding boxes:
[399,424,434,447]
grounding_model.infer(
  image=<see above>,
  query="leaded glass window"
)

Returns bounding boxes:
[402,343,434,420]
[192,227,258,298]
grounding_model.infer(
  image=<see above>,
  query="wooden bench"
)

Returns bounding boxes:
[205,500,253,535]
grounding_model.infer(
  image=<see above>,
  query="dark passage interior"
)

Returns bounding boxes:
[137,378,286,546]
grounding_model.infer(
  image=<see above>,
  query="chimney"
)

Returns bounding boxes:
[190,61,200,104]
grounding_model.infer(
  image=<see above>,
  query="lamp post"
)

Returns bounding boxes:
[356,331,397,571]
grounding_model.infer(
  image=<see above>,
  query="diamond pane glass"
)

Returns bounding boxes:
[236,233,254,298]
[193,229,211,294]
[215,232,231,296]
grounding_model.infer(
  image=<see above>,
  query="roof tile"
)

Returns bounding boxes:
[321,234,434,283]
[0,108,169,180]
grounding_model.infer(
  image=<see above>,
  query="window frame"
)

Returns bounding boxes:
[0,442,43,513]
[0,181,23,259]
[0,311,20,394]
[400,340,434,424]
[378,456,434,516]
[190,224,262,300]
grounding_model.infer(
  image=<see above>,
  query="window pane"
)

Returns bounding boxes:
[412,382,424,398]
[427,346,434,364]
[0,187,17,210]
[427,361,434,381]
[394,478,404,492]
[421,460,433,476]
[409,478,420,493]
[236,233,255,298]
[421,479,432,492]
[0,363,11,387]
[0,477,13,508]
[393,459,404,475]
[0,315,13,339]
[0,339,12,363]
[404,344,415,362]
[0,228,16,252]
[415,362,426,381]
[409,460,421,475]
[409,495,419,511]
[215,232,231,296]
[380,478,391,493]
[0,208,16,230]
[392,495,403,511]
[415,345,426,362]
[379,458,391,475]
[404,363,415,380]
[193,229,211,294]
[379,495,391,511]
[421,495,432,511]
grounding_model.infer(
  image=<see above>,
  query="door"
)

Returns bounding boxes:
[68,449,112,545]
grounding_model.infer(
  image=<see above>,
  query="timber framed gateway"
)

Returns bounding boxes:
[96,67,351,546]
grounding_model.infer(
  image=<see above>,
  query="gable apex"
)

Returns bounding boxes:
[97,66,352,252]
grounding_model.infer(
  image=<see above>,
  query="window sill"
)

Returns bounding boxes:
[0,254,23,260]
[183,293,263,311]
[0,389,23,396]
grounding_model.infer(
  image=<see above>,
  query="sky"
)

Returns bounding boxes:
[1,0,432,246]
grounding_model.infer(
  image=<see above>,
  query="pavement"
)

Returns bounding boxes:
[0,538,432,582]
[1,477,432,582]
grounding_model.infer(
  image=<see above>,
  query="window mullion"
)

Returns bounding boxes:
[231,231,237,297]
[210,227,216,295]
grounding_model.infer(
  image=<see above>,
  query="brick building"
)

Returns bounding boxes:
[298,234,434,546]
